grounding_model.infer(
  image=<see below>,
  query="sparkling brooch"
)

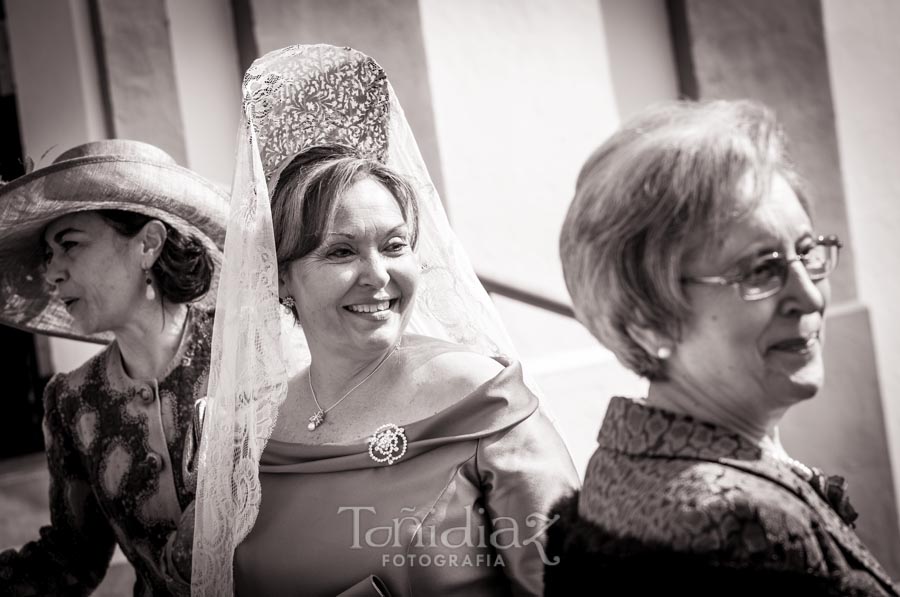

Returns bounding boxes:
[367,423,408,465]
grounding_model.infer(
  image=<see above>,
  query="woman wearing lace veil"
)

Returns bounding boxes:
[191,45,578,596]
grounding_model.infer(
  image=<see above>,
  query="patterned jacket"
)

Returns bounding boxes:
[544,397,899,596]
[0,308,212,597]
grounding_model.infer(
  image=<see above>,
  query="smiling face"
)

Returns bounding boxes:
[668,174,829,420]
[42,212,147,335]
[280,176,419,361]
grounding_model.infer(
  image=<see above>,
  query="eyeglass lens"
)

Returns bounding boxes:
[740,243,838,300]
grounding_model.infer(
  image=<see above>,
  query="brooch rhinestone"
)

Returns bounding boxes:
[367,423,408,465]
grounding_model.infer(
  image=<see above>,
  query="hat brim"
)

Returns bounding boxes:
[0,155,228,343]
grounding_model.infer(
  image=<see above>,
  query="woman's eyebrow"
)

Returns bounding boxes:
[50,227,80,244]
[327,225,409,240]
[795,231,815,245]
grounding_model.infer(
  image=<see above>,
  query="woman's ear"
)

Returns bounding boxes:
[626,322,674,360]
[277,268,291,300]
[138,220,168,268]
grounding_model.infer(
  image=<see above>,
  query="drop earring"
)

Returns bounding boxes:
[144,269,156,301]
[281,296,295,314]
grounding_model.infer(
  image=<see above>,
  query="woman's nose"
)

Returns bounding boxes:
[42,254,68,286]
[358,253,390,288]
[779,260,827,316]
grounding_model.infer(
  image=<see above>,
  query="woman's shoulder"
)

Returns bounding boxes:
[545,486,841,596]
[667,462,819,544]
[583,454,824,561]
[186,306,215,348]
[545,492,845,597]
[41,345,114,416]
[399,334,505,390]
[47,344,113,394]
[192,305,215,328]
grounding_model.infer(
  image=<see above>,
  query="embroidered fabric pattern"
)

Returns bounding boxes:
[573,397,898,594]
[0,309,212,595]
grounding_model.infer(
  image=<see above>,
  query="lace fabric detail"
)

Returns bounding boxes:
[192,44,541,595]
[190,113,289,595]
[243,44,390,186]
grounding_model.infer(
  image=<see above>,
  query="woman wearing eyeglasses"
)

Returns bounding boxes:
[544,100,899,595]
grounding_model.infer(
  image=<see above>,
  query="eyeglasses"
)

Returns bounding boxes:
[682,234,843,301]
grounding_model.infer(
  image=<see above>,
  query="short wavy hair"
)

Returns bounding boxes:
[271,144,420,270]
[559,100,808,380]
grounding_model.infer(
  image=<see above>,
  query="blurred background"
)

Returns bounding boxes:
[1,0,898,593]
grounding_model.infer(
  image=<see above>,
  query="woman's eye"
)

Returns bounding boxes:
[743,259,781,284]
[797,242,816,257]
[43,241,76,262]
[385,240,408,253]
[326,247,354,259]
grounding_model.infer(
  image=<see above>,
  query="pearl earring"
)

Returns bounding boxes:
[657,346,671,359]
[144,269,156,301]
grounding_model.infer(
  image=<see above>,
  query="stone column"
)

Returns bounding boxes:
[5,0,108,161]
[89,0,187,164]
[668,0,900,574]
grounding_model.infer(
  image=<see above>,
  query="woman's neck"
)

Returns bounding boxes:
[307,342,400,403]
[646,379,785,447]
[114,302,190,380]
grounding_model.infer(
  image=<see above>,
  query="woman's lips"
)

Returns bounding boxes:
[344,299,393,313]
[343,298,398,319]
[767,333,819,354]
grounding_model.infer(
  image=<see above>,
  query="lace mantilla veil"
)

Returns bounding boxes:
[191,44,537,595]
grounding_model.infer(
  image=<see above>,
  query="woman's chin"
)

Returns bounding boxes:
[772,369,823,404]
[789,380,821,402]
[767,351,824,402]
[69,318,91,335]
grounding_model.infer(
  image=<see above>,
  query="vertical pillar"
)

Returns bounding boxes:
[5,0,108,161]
[668,0,900,574]
[90,0,187,164]
[164,0,242,186]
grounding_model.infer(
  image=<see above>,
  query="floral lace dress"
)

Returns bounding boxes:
[0,308,212,597]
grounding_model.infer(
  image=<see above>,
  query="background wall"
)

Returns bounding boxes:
[822,0,900,526]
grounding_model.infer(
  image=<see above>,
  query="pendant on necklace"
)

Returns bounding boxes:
[308,409,325,431]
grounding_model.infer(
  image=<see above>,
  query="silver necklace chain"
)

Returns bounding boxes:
[307,343,399,431]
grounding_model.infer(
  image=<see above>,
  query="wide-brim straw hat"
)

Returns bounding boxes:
[0,139,229,344]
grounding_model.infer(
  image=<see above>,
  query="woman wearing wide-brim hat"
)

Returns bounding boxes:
[0,139,227,596]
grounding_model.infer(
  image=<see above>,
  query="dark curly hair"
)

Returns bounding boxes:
[97,210,214,304]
